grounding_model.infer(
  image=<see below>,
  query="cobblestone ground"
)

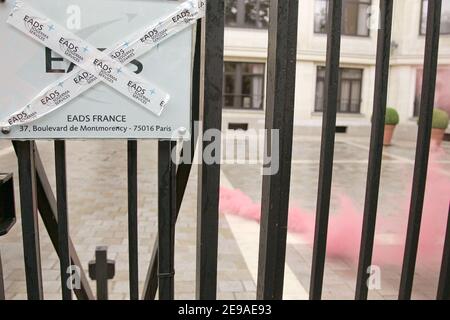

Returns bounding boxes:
[0,135,449,300]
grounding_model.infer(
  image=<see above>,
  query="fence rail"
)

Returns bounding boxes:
[355,0,393,300]
[0,0,449,301]
[399,0,443,301]
[257,0,299,300]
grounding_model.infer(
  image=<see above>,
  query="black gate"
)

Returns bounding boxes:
[0,0,449,301]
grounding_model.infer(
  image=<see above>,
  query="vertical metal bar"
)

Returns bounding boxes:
[15,140,43,300]
[0,251,5,300]
[309,0,342,300]
[196,0,224,300]
[437,205,450,300]
[95,247,109,300]
[256,0,299,300]
[158,141,176,300]
[143,240,159,300]
[141,20,202,300]
[54,140,72,300]
[127,140,139,300]
[399,0,442,300]
[355,0,393,300]
[178,19,202,213]
[13,142,94,300]
[36,160,93,301]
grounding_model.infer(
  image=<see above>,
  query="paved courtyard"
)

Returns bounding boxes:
[0,134,449,300]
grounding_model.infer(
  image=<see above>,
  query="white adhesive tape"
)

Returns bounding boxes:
[1,0,205,128]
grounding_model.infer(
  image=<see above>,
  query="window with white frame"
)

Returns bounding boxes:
[420,0,450,35]
[315,67,363,114]
[314,0,372,37]
[224,62,265,110]
[225,0,270,29]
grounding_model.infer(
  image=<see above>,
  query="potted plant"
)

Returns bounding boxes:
[384,107,399,146]
[431,108,449,147]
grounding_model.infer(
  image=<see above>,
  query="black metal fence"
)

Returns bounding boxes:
[0,0,449,301]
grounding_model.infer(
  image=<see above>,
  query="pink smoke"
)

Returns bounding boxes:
[220,152,450,267]
[416,67,450,114]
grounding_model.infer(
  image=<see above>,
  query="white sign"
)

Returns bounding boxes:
[0,0,200,140]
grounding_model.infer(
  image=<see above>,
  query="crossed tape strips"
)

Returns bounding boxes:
[1,0,205,129]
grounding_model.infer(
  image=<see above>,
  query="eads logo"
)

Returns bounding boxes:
[59,37,84,63]
[59,37,79,54]
[40,90,61,106]
[172,9,194,24]
[73,71,96,86]
[46,48,144,75]
[127,81,146,96]
[7,111,32,126]
[23,15,49,41]
[140,28,160,44]
[45,12,144,75]
[93,59,113,74]
[23,15,44,32]
[111,48,125,59]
